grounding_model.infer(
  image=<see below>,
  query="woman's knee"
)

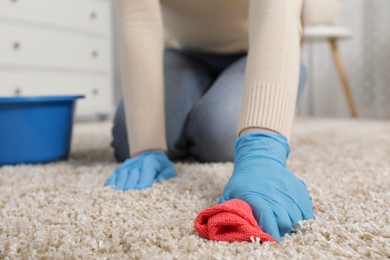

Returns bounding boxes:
[187,104,239,162]
[186,58,246,162]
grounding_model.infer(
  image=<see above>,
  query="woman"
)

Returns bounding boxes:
[107,0,314,242]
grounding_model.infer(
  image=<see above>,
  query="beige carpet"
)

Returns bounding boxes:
[0,119,389,259]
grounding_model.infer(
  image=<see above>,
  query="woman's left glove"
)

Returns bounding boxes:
[219,132,314,242]
[106,151,176,191]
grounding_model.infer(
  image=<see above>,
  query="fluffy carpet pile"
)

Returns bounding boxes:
[0,119,389,259]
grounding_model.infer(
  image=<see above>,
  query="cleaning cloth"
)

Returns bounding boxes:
[194,199,277,243]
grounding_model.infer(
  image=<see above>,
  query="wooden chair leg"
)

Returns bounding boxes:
[329,38,358,117]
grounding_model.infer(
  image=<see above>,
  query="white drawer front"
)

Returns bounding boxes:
[0,22,111,72]
[0,0,111,36]
[0,70,113,115]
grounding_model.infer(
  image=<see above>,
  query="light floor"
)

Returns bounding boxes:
[0,119,389,259]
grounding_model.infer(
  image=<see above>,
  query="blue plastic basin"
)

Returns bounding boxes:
[0,96,83,166]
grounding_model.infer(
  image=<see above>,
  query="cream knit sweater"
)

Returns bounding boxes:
[115,0,303,156]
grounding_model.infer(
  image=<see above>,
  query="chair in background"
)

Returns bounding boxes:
[302,0,358,117]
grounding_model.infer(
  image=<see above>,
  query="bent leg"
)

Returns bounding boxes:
[187,58,307,162]
[112,49,213,161]
[187,56,247,162]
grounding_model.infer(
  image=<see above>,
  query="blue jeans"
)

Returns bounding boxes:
[112,49,307,162]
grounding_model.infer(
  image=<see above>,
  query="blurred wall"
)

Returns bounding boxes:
[112,3,122,107]
[299,0,390,119]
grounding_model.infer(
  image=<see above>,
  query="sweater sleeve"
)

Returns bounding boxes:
[115,0,167,156]
[238,0,304,140]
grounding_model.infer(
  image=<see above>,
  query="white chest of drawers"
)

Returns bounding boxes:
[0,0,114,118]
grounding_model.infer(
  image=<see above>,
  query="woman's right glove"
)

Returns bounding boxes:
[106,151,176,191]
[219,132,314,242]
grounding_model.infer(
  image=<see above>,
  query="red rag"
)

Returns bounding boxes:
[194,199,277,243]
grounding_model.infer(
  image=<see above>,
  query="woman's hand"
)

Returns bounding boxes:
[219,133,314,242]
[106,151,176,191]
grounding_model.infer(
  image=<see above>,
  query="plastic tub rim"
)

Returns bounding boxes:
[0,95,84,104]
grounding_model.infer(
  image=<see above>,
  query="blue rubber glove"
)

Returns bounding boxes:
[106,151,176,191]
[219,132,314,242]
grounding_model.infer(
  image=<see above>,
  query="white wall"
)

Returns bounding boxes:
[298,0,390,119]
[111,2,122,106]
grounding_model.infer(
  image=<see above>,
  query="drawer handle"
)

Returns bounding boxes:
[92,89,99,96]
[91,50,99,58]
[13,42,21,50]
[90,12,97,20]
[14,88,22,96]
[10,0,18,3]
